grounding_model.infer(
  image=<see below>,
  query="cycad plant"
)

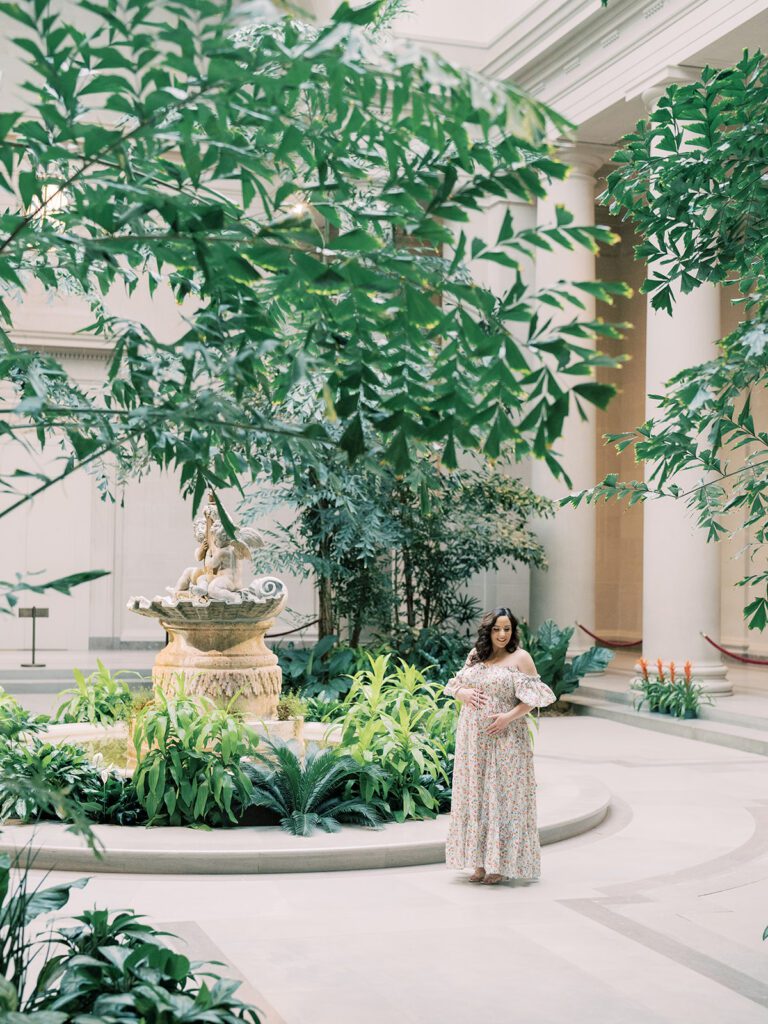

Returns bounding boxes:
[244,740,385,837]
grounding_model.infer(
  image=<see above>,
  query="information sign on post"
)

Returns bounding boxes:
[18,607,49,668]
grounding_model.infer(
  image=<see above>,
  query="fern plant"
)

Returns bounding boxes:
[244,740,385,837]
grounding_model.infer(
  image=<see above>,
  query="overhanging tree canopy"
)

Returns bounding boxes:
[567,51,768,629]
[0,0,629,606]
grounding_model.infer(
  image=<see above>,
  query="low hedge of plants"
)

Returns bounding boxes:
[0,653,459,837]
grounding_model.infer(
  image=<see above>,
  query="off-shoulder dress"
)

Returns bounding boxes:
[444,650,556,880]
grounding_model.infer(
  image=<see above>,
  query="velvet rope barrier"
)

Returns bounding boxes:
[577,624,642,648]
[701,632,768,667]
[266,618,320,639]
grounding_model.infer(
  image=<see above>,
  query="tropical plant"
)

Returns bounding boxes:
[633,659,714,719]
[244,739,384,836]
[0,733,141,827]
[131,690,258,827]
[0,691,46,740]
[273,636,365,700]
[302,694,345,723]
[0,737,109,823]
[31,909,262,1022]
[0,859,261,1022]
[518,620,613,701]
[387,625,469,678]
[337,656,456,821]
[254,460,553,643]
[566,52,768,632]
[631,658,663,713]
[0,853,89,1017]
[387,468,552,632]
[53,660,140,726]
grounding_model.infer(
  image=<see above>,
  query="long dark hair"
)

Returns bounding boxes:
[475,607,519,662]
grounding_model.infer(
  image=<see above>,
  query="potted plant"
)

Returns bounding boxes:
[671,661,715,719]
[631,658,663,713]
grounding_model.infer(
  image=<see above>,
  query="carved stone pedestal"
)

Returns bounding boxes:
[128,579,287,717]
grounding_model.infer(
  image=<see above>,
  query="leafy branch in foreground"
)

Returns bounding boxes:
[0,570,109,616]
[0,0,629,529]
[565,51,768,630]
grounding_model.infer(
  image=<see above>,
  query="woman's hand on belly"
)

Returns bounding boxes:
[485,711,513,736]
[457,686,490,710]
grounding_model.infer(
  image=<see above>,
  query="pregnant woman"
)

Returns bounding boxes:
[445,607,556,885]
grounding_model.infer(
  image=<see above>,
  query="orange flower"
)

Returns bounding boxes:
[639,657,649,681]
[669,660,676,683]
[684,660,692,686]
[656,657,665,681]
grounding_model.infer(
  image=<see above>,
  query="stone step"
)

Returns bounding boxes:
[561,693,768,757]
[575,682,768,732]
[0,671,152,695]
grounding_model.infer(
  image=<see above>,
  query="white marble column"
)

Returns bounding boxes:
[529,144,606,645]
[639,75,730,691]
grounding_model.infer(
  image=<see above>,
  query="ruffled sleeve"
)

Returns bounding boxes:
[513,672,556,709]
[445,650,478,698]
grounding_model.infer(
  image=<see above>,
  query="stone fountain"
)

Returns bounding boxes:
[127,495,287,717]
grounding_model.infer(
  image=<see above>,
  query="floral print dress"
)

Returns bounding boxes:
[444,650,556,879]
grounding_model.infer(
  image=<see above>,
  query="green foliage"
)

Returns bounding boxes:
[0,859,261,1021]
[0,571,109,616]
[518,620,613,700]
[0,0,626,552]
[0,853,88,1017]
[632,670,715,718]
[53,661,139,726]
[0,735,141,826]
[131,690,258,827]
[257,461,553,643]
[273,636,366,699]
[276,692,307,721]
[244,739,384,836]
[568,52,768,630]
[0,690,46,740]
[302,694,345,723]
[337,655,456,821]
[387,625,471,678]
[30,907,262,1022]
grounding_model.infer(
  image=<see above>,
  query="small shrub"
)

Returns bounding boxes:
[276,692,307,721]
[273,636,367,699]
[387,625,469,677]
[0,860,261,1022]
[0,736,141,826]
[338,655,457,822]
[518,619,613,700]
[303,695,345,722]
[131,690,259,827]
[244,739,385,836]
[53,660,141,725]
[0,690,46,739]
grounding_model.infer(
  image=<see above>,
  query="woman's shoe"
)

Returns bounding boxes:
[481,873,503,885]
[468,869,486,883]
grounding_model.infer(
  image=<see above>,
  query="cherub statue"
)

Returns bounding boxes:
[168,495,265,604]
[170,510,210,596]
[192,520,265,604]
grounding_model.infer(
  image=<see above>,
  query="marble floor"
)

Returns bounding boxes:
[22,714,768,1024]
